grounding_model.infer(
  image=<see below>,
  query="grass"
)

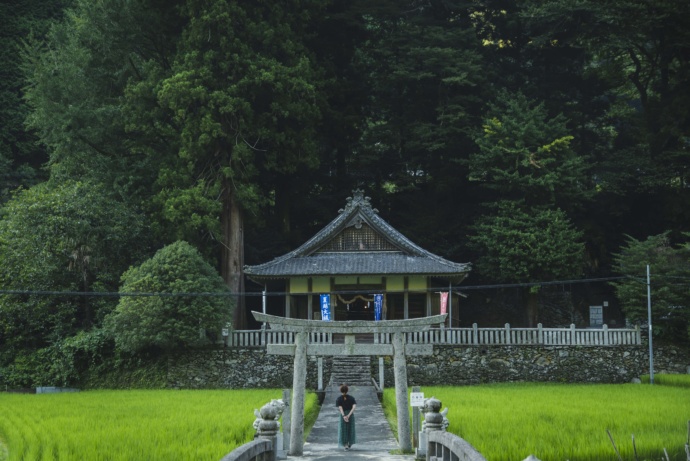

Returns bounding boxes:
[0,389,319,461]
[303,393,321,440]
[641,373,690,388]
[383,382,690,461]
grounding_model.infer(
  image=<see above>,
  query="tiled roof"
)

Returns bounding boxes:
[244,190,471,280]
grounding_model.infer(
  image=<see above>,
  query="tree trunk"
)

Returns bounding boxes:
[525,289,539,328]
[221,181,246,330]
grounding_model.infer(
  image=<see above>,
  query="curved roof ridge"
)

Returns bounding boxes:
[244,191,471,278]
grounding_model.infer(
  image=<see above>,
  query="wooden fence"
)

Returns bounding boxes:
[229,323,641,347]
[229,330,333,347]
[397,323,641,346]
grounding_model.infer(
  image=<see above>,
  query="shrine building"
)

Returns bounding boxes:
[244,190,471,324]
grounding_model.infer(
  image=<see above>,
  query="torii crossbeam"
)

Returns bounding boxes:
[251,311,447,455]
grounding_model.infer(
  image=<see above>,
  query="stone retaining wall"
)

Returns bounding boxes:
[167,345,689,389]
[381,344,690,386]
[167,349,333,389]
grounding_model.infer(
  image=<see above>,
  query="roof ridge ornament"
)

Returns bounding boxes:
[338,189,379,214]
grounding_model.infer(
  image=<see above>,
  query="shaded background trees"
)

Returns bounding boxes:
[1,0,690,386]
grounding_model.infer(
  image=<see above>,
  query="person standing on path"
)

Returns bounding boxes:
[336,384,357,450]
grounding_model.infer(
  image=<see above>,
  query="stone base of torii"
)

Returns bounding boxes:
[251,311,447,456]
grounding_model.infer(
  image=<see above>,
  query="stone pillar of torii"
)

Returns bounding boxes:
[252,311,447,455]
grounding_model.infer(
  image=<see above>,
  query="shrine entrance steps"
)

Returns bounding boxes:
[329,356,372,387]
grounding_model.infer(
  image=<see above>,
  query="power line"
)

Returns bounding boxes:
[0,275,631,298]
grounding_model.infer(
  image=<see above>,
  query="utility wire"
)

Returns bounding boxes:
[0,275,631,298]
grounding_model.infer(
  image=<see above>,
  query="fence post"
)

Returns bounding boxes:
[257,402,280,461]
[537,323,543,345]
[570,324,576,345]
[472,323,478,345]
[423,396,444,461]
[504,323,511,345]
[412,386,421,450]
[282,389,291,455]
[603,324,609,346]
[379,357,385,391]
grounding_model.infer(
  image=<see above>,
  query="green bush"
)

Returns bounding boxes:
[105,241,233,353]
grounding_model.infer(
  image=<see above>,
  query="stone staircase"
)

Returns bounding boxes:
[329,356,373,387]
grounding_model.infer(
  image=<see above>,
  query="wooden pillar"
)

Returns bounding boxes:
[307,278,313,320]
[404,277,409,320]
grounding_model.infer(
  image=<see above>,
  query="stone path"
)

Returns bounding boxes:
[287,385,414,461]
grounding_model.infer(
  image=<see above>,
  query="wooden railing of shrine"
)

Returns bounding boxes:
[392,323,641,346]
[229,323,641,347]
[229,330,333,347]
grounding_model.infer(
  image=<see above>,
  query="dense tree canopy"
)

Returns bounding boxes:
[612,233,690,341]
[0,0,68,202]
[0,180,148,385]
[1,0,690,386]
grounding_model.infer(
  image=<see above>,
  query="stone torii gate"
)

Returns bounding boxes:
[251,311,447,456]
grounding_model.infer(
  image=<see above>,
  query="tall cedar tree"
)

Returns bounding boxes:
[469,91,588,326]
[152,1,324,328]
[25,0,326,329]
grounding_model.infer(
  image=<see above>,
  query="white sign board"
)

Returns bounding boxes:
[410,392,425,407]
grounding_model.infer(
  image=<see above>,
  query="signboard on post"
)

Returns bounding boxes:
[374,294,383,321]
[319,294,331,321]
[410,392,425,407]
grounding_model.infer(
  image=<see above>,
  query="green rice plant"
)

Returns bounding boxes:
[303,393,321,441]
[641,373,690,388]
[381,387,400,439]
[383,383,690,461]
[0,389,318,461]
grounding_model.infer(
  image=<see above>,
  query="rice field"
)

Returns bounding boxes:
[384,382,690,461]
[641,373,690,388]
[0,389,318,461]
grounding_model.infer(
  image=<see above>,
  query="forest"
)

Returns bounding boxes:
[1,0,689,388]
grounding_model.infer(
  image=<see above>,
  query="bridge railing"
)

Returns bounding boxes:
[219,399,286,461]
[427,430,487,461]
[219,439,273,461]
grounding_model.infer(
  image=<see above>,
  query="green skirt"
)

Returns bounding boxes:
[338,414,356,447]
